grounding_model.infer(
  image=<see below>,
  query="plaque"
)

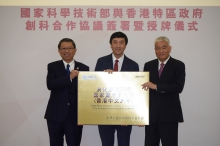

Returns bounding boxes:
[78,72,149,125]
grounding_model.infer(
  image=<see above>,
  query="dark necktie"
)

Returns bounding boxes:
[113,60,119,71]
[158,63,164,77]
[66,64,70,75]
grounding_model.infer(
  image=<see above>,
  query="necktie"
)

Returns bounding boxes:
[158,63,164,77]
[113,60,119,71]
[66,64,70,75]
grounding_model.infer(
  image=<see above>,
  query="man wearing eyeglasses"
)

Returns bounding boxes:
[44,38,89,146]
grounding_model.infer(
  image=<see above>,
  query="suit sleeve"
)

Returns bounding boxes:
[46,63,72,90]
[157,62,185,93]
[95,58,102,71]
[86,66,89,71]
[80,64,89,71]
[134,63,139,71]
[143,63,149,72]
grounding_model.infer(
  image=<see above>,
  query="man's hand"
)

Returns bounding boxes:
[104,69,114,74]
[141,82,157,91]
[70,70,79,79]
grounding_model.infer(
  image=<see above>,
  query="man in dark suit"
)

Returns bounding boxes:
[45,38,89,146]
[95,31,139,146]
[142,36,185,146]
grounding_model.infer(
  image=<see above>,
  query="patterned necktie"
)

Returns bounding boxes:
[66,64,70,75]
[158,63,164,77]
[113,60,119,71]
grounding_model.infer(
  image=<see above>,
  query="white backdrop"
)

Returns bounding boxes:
[0,6,220,146]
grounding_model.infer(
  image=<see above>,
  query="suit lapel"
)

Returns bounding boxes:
[107,54,114,70]
[121,55,129,71]
[74,60,80,70]
[152,59,159,81]
[57,60,67,75]
[159,57,173,80]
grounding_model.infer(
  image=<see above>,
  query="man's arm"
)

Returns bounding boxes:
[142,62,156,90]
[142,61,185,93]
[157,62,185,93]
[133,63,139,71]
[47,63,72,90]
[95,58,102,71]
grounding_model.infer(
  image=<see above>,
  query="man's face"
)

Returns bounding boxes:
[111,38,126,59]
[155,41,171,62]
[58,42,76,63]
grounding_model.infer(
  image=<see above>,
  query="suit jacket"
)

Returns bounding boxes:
[44,60,89,122]
[143,57,185,122]
[95,54,139,72]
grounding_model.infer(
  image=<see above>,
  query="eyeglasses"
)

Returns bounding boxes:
[155,46,168,51]
[59,48,75,52]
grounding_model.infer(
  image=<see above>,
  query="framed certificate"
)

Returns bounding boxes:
[78,72,149,125]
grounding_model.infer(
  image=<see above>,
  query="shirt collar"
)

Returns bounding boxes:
[62,60,74,68]
[158,56,170,65]
[112,53,124,63]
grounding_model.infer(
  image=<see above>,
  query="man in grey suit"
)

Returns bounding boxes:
[142,36,185,146]
[95,31,139,146]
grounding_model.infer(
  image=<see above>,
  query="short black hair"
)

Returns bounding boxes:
[58,38,76,49]
[109,31,128,45]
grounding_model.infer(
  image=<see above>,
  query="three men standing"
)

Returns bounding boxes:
[44,34,185,146]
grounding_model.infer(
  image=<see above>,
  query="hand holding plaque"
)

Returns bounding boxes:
[78,72,149,125]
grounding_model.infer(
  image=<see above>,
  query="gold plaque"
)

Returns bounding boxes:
[78,72,149,125]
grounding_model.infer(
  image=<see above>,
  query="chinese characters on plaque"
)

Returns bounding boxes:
[78,72,149,125]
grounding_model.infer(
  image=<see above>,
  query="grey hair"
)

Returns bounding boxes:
[154,36,170,45]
